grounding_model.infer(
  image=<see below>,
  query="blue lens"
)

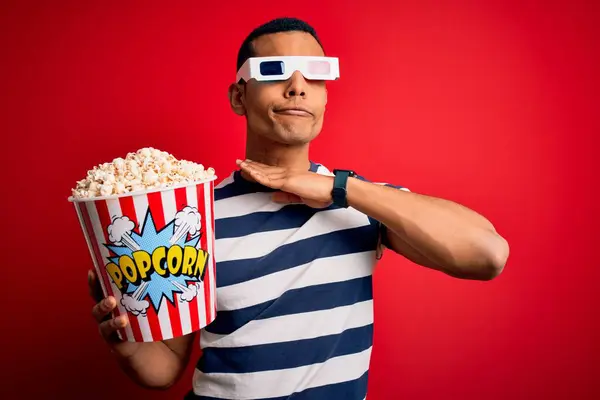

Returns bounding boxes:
[260,61,285,76]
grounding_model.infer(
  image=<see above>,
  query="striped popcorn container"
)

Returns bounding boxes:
[69,177,218,342]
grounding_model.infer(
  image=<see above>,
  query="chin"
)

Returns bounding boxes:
[272,121,322,145]
[275,129,319,146]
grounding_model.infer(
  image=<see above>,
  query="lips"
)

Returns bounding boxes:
[274,107,313,117]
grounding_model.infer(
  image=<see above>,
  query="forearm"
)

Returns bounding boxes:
[346,178,508,277]
[114,340,189,390]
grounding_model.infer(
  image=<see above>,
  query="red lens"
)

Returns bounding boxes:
[307,61,331,75]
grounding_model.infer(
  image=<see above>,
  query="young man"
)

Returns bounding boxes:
[89,17,509,399]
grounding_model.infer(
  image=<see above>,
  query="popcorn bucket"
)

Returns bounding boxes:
[69,177,218,342]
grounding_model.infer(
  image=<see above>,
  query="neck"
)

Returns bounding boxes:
[244,131,311,172]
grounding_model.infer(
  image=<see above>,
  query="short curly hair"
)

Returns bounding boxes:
[236,17,324,72]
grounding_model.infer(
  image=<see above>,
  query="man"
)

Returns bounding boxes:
[88,17,509,399]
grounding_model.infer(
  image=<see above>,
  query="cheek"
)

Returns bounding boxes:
[314,92,328,118]
[310,83,328,108]
[246,87,277,119]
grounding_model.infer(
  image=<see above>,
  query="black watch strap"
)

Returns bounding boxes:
[332,169,355,208]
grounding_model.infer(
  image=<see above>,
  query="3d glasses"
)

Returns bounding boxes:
[236,56,340,83]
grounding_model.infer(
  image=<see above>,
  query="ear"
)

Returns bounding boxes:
[228,83,246,116]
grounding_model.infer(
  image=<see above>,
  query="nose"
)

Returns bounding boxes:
[284,71,306,98]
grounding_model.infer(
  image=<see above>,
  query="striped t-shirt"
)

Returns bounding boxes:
[187,161,405,400]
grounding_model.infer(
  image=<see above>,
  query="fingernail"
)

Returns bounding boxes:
[117,316,128,327]
[104,298,113,308]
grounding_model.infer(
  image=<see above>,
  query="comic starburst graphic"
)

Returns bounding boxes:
[104,209,203,311]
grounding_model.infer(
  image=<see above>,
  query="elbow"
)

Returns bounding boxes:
[450,231,509,281]
[478,233,509,281]
[137,379,177,391]
[133,370,184,391]
[142,380,182,392]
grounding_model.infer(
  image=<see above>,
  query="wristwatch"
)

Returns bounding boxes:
[332,169,356,208]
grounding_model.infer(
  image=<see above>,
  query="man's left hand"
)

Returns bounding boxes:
[236,159,334,208]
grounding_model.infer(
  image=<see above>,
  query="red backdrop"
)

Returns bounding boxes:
[1,1,598,399]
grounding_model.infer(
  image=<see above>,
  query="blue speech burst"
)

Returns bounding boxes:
[104,209,202,311]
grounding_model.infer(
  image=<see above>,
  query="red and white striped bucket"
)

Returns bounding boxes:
[69,177,217,342]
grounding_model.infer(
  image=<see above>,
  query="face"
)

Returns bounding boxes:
[229,31,328,146]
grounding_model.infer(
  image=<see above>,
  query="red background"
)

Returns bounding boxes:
[1,1,598,399]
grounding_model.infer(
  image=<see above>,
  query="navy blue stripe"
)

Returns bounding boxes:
[309,161,320,172]
[215,173,275,201]
[215,225,379,288]
[185,371,369,400]
[199,324,373,374]
[216,203,343,239]
[215,162,321,202]
[272,370,369,400]
[206,276,373,335]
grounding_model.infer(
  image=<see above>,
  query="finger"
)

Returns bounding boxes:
[245,167,287,183]
[92,296,117,323]
[88,270,104,303]
[237,159,285,174]
[241,165,284,188]
[240,161,287,179]
[99,315,128,341]
[272,191,303,204]
[241,164,265,181]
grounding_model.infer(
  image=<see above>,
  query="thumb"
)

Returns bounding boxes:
[272,191,303,204]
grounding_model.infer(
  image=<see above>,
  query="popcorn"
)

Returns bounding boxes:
[71,147,215,199]
[143,171,158,185]
[100,184,114,197]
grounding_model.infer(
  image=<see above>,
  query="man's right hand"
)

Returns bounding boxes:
[88,269,141,359]
[87,269,196,389]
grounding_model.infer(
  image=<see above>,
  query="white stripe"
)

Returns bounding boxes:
[157,297,173,340]
[86,201,133,341]
[316,164,334,176]
[160,190,178,222]
[215,192,284,219]
[130,194,154,341]
[105,199,153,342]
[136,313,154,341]
[74,203,108,299]
[204,183,216,323]
[177,293,192,334]
[132,194,149,231]
[216,208,371,262]
[201,300,373,349]
[193,347,372,399]
[215,173,234,189]
[161,189,192,336]
[186,185,206,328]
[217,251,376,311]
